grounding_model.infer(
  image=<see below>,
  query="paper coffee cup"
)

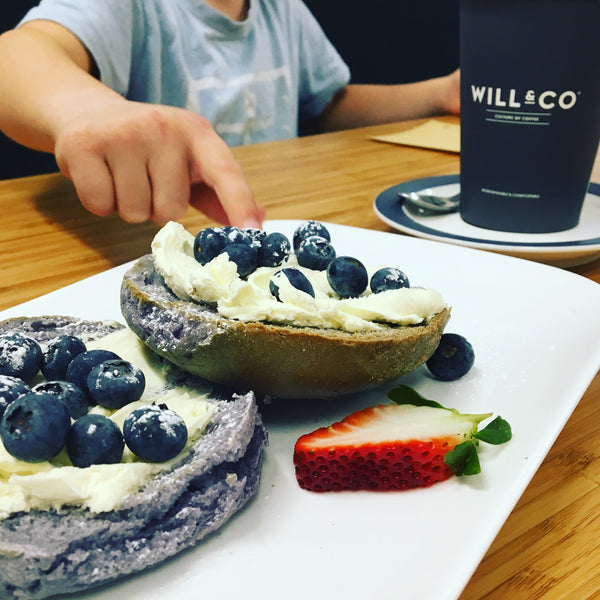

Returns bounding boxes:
[459,0,600,233]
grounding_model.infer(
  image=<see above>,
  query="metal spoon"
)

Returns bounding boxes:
[397,190,460,215]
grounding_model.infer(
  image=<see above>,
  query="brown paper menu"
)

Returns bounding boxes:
[371,119,460,153]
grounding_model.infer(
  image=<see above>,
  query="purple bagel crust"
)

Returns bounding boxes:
[0,316,267,600]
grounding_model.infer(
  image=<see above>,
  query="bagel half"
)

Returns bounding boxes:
[120,255,451,399]
[0,316,267,600]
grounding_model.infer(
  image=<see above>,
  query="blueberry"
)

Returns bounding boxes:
[327,256,368,298]
[123,404,188,462]
[296,235,336,271]
[65,349,120,402]
[66,414,124,468]
[426,333,475,381]
[193,227,230,265]
[0,391,71,462]
[0,375,30,419]
[32,380,88,419]
[370,267,410,294]
[269,267,315,300]
[243,228,267,250]
[293,221,331,252]
[87,359,146,409]
[219,242,258,279]
[42,335,87,380]
[222,226,252,246]
[258,232,291,267]
[0,332,43,383]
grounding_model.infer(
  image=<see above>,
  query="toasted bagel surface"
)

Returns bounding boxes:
[120,255,451,398]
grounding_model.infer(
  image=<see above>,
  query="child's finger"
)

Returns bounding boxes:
[188,184,230,225]
[58,152,116,218]
[107,150,153,223]
[187,122,263,229]
[147,146,190,225]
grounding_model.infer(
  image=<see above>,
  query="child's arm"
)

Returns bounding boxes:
[316,70,460,132]
[0,21,263,228]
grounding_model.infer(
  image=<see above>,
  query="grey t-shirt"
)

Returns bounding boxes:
[21,0,350,146]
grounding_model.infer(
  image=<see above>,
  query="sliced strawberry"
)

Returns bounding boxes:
[293,385,511,493]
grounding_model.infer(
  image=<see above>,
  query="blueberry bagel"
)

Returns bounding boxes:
[120,222,451,399]
[0,316,267,600]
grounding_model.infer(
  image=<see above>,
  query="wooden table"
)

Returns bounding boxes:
[1,118,599,599]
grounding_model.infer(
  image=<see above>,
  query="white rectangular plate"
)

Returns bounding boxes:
[2,221,600,600]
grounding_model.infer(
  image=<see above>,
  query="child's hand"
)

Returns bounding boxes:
[54,100,264,227]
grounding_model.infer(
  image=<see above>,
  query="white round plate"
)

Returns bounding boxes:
[374,174,600,267]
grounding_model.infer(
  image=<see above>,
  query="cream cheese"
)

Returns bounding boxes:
[0,329,216,519]
[152,222,446,332]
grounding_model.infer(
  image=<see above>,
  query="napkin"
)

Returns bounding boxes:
[372,119,460,153]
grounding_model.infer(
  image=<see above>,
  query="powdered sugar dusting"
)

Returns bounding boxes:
[0,334,29,370]
[128,404,184,439]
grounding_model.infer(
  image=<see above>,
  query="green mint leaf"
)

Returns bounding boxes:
[387,385,447,409]
[444,440,481,476]
[474,416,512,445]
